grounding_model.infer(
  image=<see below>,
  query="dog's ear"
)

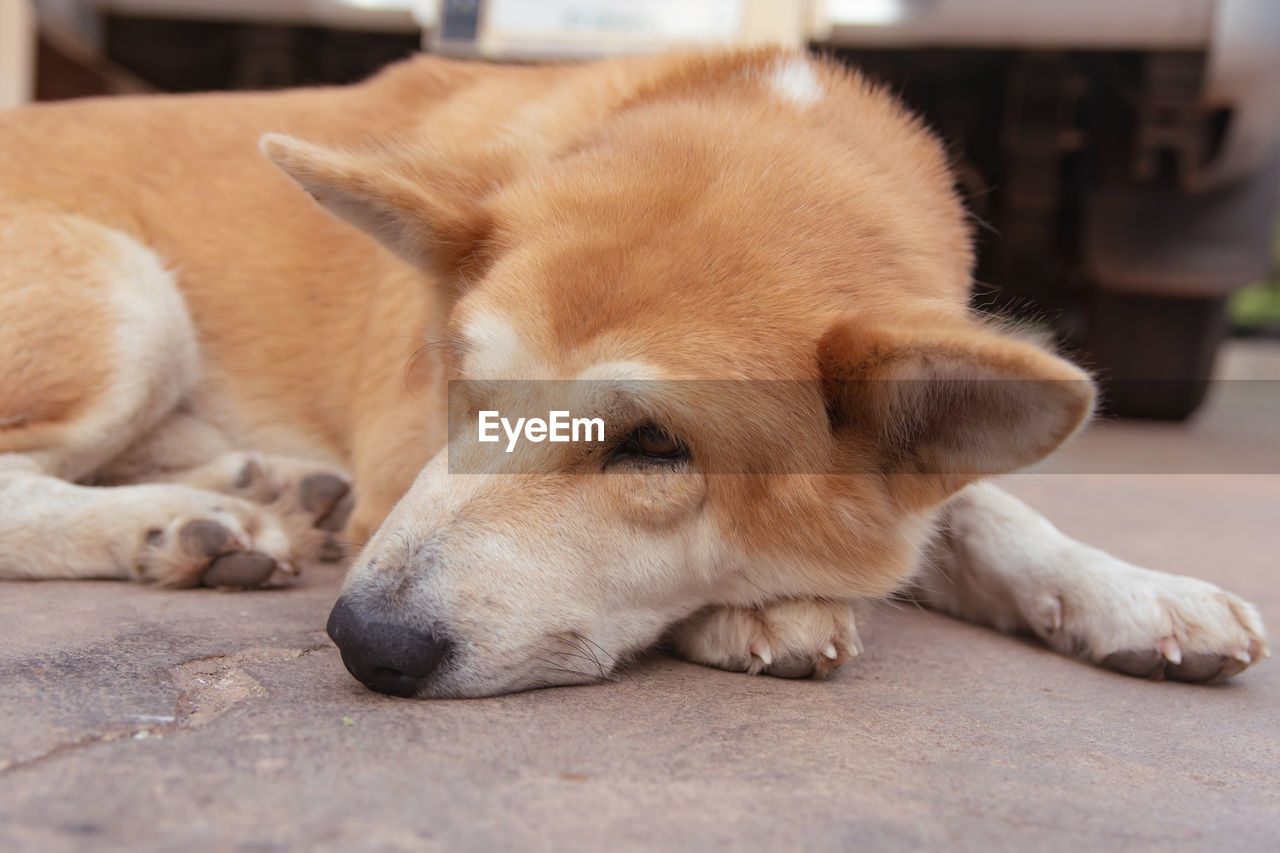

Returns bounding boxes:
[818,318,1095,504]
[260,133,490,281]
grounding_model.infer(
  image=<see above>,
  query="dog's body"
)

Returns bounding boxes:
[0,49,1267,696]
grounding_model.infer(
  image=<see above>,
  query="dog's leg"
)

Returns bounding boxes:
[102,422,354,537]
[668,598,864,678]
[95,412,356,541]
[0,205,199,480]
[0,209,299,586]
[161,452,355,534]
[0,455,295,586]
[914,482,1269,681]
[147,449,356,563]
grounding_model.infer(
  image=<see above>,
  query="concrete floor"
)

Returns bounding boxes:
[1,342,1277,851]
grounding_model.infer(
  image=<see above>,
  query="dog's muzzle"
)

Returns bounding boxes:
[326,596,451,697]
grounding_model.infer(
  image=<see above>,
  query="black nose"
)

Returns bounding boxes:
[326,596,450,697]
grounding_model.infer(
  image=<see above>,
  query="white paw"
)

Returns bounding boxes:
[193,451,281,503]
[137,494,298,589]
[176,452,354,535]
[1038,560,1269,682]
[669,599,863,678]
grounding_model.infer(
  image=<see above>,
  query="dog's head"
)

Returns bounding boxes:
[264,51,1093,697]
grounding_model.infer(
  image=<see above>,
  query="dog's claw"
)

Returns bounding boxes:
[669,600,862,681]
[749,638,773,667]
[1159,636,1182,665]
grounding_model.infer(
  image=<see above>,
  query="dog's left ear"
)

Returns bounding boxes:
[819,318,1095,504]
[260,133,490,282]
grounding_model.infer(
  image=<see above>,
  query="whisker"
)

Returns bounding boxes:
[545,645,605,670]
[574,634,617,666]
[544,639,607,672]
[576,637,606,680]
[538,648,621,684]
[534,661,597,682]
[874,594,908,613]
[565,632,619,680]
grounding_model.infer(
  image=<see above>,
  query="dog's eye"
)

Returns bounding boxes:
[633,424,684,458]
[610,423,689,466]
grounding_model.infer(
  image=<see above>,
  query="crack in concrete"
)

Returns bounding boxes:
[0,642,328,776]
[0,727,156,775]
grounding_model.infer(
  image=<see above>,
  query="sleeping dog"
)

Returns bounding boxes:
[0,48,1266,697]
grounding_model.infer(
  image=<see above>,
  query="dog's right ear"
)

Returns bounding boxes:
[260,133,491,281]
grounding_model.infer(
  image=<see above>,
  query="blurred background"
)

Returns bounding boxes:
[3,0,1279,420]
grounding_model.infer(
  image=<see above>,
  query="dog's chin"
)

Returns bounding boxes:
[407,662,605,699]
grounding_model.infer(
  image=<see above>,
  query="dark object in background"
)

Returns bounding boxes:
[838,48,1279,420]
[1086,292,1226,419]
[101,14,420,92]
[35,27,153,100]
[46,16,1278,421]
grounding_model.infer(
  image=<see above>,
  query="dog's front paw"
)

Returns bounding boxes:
[183,452,354,530]
[170,452,354,559]
[137,496,297,589]
[669,599,863,679]
[1041,562,1269,682]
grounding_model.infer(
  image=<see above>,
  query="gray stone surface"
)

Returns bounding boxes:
[2,342,1277,851]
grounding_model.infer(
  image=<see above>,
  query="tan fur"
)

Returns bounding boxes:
[0,204,118,441]
[0,49,1265,695]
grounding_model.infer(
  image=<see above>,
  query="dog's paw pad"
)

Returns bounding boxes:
[1101,648,1164,679]
[178,519,236,558]
[201,551,278,588]
[232,456,266,490]
[757,635,860,680]
[1168,651,1236,683]
[1103,646,1255,683]
[757,648,816,678]
[139,502,296,589]
[1079,578,1268,682]
[300,473,355,533]
[174,519,276,587]
[189,451,279,503]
